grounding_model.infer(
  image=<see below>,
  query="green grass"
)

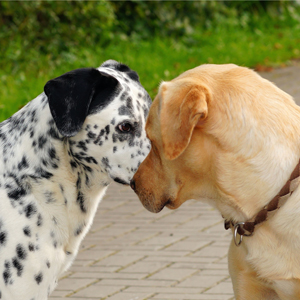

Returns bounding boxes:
[1,23,300,122]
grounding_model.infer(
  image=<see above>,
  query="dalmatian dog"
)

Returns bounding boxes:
[0,60,151,300]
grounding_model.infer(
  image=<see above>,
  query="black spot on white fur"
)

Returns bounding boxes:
[16,244,27,260]
[12,257,23,277]
[34,272,43,285]
[23,226,31,237]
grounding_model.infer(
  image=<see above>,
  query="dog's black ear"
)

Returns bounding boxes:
[44,68,119,137]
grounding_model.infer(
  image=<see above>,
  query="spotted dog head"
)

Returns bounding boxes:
[44,60,152,185]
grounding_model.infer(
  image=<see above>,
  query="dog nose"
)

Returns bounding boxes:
[130,179,136,191]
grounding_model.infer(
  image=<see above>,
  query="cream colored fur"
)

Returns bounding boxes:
[132,64,300,299]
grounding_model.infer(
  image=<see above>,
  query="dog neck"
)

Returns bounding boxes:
[214,145,300,224]
[0,94,112,259]
[224,159,300,245]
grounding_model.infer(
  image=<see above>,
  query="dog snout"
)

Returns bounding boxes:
[130,179,136,191]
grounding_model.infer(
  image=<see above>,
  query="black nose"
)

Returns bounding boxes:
[130,179,136,191]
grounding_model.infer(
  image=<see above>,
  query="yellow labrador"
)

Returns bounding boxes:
[131,64,300,300]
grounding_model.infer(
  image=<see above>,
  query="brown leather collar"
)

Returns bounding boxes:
[225,159,300,246]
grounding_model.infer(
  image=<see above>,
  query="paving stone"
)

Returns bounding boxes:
[149,293,232,299]
[204,281,235,295]
[119,261,170,274]
[148,267,198,281]
[124,286,205,294]
[107,291,156,300]
[69,271,146,280]
[93,254,146,267]
[177,275,227,288]
[55,278,98,291]
[49,289,72,298]
[70,284,125,298]
[96,278,177,287]
[192,246,229,258]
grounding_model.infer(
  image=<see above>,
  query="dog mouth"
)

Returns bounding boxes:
[139,194,175,213]
[142,198,166,213]
[165,200,181,210]
[113,177,129,185]
[165,201,176,209]
[131,180,178,213]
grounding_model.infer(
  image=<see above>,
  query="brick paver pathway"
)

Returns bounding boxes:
[49,63,300,300]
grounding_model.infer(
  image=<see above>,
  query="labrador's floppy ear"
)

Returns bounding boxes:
[44,68,119,137]
[160,83,210,160]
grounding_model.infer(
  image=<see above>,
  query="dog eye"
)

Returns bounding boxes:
[118,122,133,133]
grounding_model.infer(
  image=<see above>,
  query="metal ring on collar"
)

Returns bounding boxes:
[234,222,245,247]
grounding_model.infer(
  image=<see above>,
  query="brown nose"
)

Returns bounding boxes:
[130,179,136,191]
